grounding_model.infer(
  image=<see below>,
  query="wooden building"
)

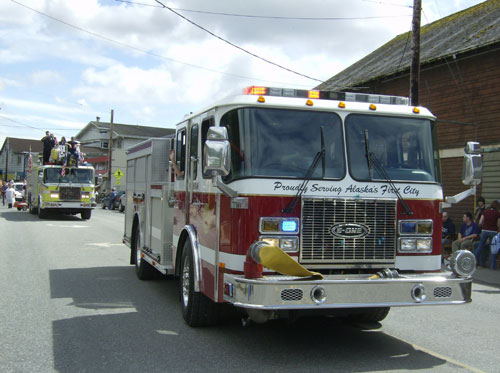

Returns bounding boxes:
[316,0,500,225]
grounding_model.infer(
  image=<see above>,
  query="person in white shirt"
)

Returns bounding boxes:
[5,181,16,209]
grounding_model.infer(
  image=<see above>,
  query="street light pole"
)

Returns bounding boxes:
[107,110,114,191]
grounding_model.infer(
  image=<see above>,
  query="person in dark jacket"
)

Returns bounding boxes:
[41,131,55,164]
[442,212,455,245]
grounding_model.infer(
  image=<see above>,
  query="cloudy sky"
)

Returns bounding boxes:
[0,0,485,146]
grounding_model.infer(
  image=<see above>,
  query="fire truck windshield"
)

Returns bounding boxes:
[221,107,345,181]
[44,168,94,184]
[346,114,437,182]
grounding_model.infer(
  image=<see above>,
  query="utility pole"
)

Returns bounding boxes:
[410,0,422,106]
[4,141,9,182]
[107,109,114,191]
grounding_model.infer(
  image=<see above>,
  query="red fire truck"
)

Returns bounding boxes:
[123,86,480,326]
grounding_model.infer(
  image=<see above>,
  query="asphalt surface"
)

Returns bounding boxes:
[1,205,499,372]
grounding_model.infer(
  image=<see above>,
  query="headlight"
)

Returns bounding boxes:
[399,220,433,235]
[399,238,432,253]
[50,192,59,199]
[260,217,299,234]
[416,238,432,251]
[400,238,417,252]
[260,236,299,253]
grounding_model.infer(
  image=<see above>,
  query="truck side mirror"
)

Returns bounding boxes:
[462,141,482,185]
[203,127,231,177]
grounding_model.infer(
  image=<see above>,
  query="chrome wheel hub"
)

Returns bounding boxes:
[135,232,142,265]
[182,256,190,307]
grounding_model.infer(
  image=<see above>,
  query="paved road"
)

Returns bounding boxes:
[1,205,499,372]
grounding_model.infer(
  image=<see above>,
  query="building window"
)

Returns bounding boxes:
[102,141,109,149]
[17,155,22,165]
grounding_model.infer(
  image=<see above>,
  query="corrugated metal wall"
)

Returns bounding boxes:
[481,150,500,204]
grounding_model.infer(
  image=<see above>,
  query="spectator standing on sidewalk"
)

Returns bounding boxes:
[474,200,500,267]
[108,188,117,210]
[5,181,15,209]
[1,180,7,206]
[452,212,480,253]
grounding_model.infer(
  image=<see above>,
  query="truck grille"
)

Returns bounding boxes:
[300,198,397,265]
[59,187,81,201]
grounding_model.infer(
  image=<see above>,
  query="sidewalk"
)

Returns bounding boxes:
[473,267,500,288]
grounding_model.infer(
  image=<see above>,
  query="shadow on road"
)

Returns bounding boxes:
[473,288,500,294]
[50,266,450,372]
[0,209,85,222]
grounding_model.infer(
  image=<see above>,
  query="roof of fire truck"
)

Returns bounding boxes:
[179,86,435,123]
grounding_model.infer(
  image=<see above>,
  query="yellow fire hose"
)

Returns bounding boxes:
[250,243,324,280]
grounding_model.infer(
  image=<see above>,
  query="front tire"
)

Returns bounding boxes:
[132,224,156,280]
[349,307,390,323]
[38,197,47,219]
[119,202,125,212]
[28,194,35,214]
[180,240,217,327]
[81,209,91,220]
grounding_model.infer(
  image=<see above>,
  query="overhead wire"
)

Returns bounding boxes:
[9,0,314,87]
[115,0,412,20]
[0,114,84,138]
[360,0,412,8]
[154,0,323,82]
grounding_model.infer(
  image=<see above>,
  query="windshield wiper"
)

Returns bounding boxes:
[364,130,413,216]
[282,127,325,213]
[364,130,374,180]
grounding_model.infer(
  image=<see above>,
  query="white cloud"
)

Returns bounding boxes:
[0,96,86,116]
[74,64,176,105]
[77,98,88,107]
[30,70,65,86]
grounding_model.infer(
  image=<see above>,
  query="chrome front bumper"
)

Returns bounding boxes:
[41,201,93,209]
[223,272,472,310]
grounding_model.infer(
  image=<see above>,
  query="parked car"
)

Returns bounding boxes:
[119,193,126,212]
[101,190,125,210]
[12,182,25,201]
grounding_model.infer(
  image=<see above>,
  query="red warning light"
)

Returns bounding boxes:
[243,86,267,95]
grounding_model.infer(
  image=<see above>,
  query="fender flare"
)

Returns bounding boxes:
[179,224,202,293]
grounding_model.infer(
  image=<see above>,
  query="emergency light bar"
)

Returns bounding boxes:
[243,86,409,106]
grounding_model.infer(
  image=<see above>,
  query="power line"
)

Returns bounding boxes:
[397,30,411,71]
[154,0,323,82]
[9,0,314,87]
[115,0,412,20]
[0,114,82,135]
[0,114,44,131]
[360,0,413,8]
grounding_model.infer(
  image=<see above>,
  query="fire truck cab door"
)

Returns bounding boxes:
[174,124,189,226]
[174,119,201,225]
